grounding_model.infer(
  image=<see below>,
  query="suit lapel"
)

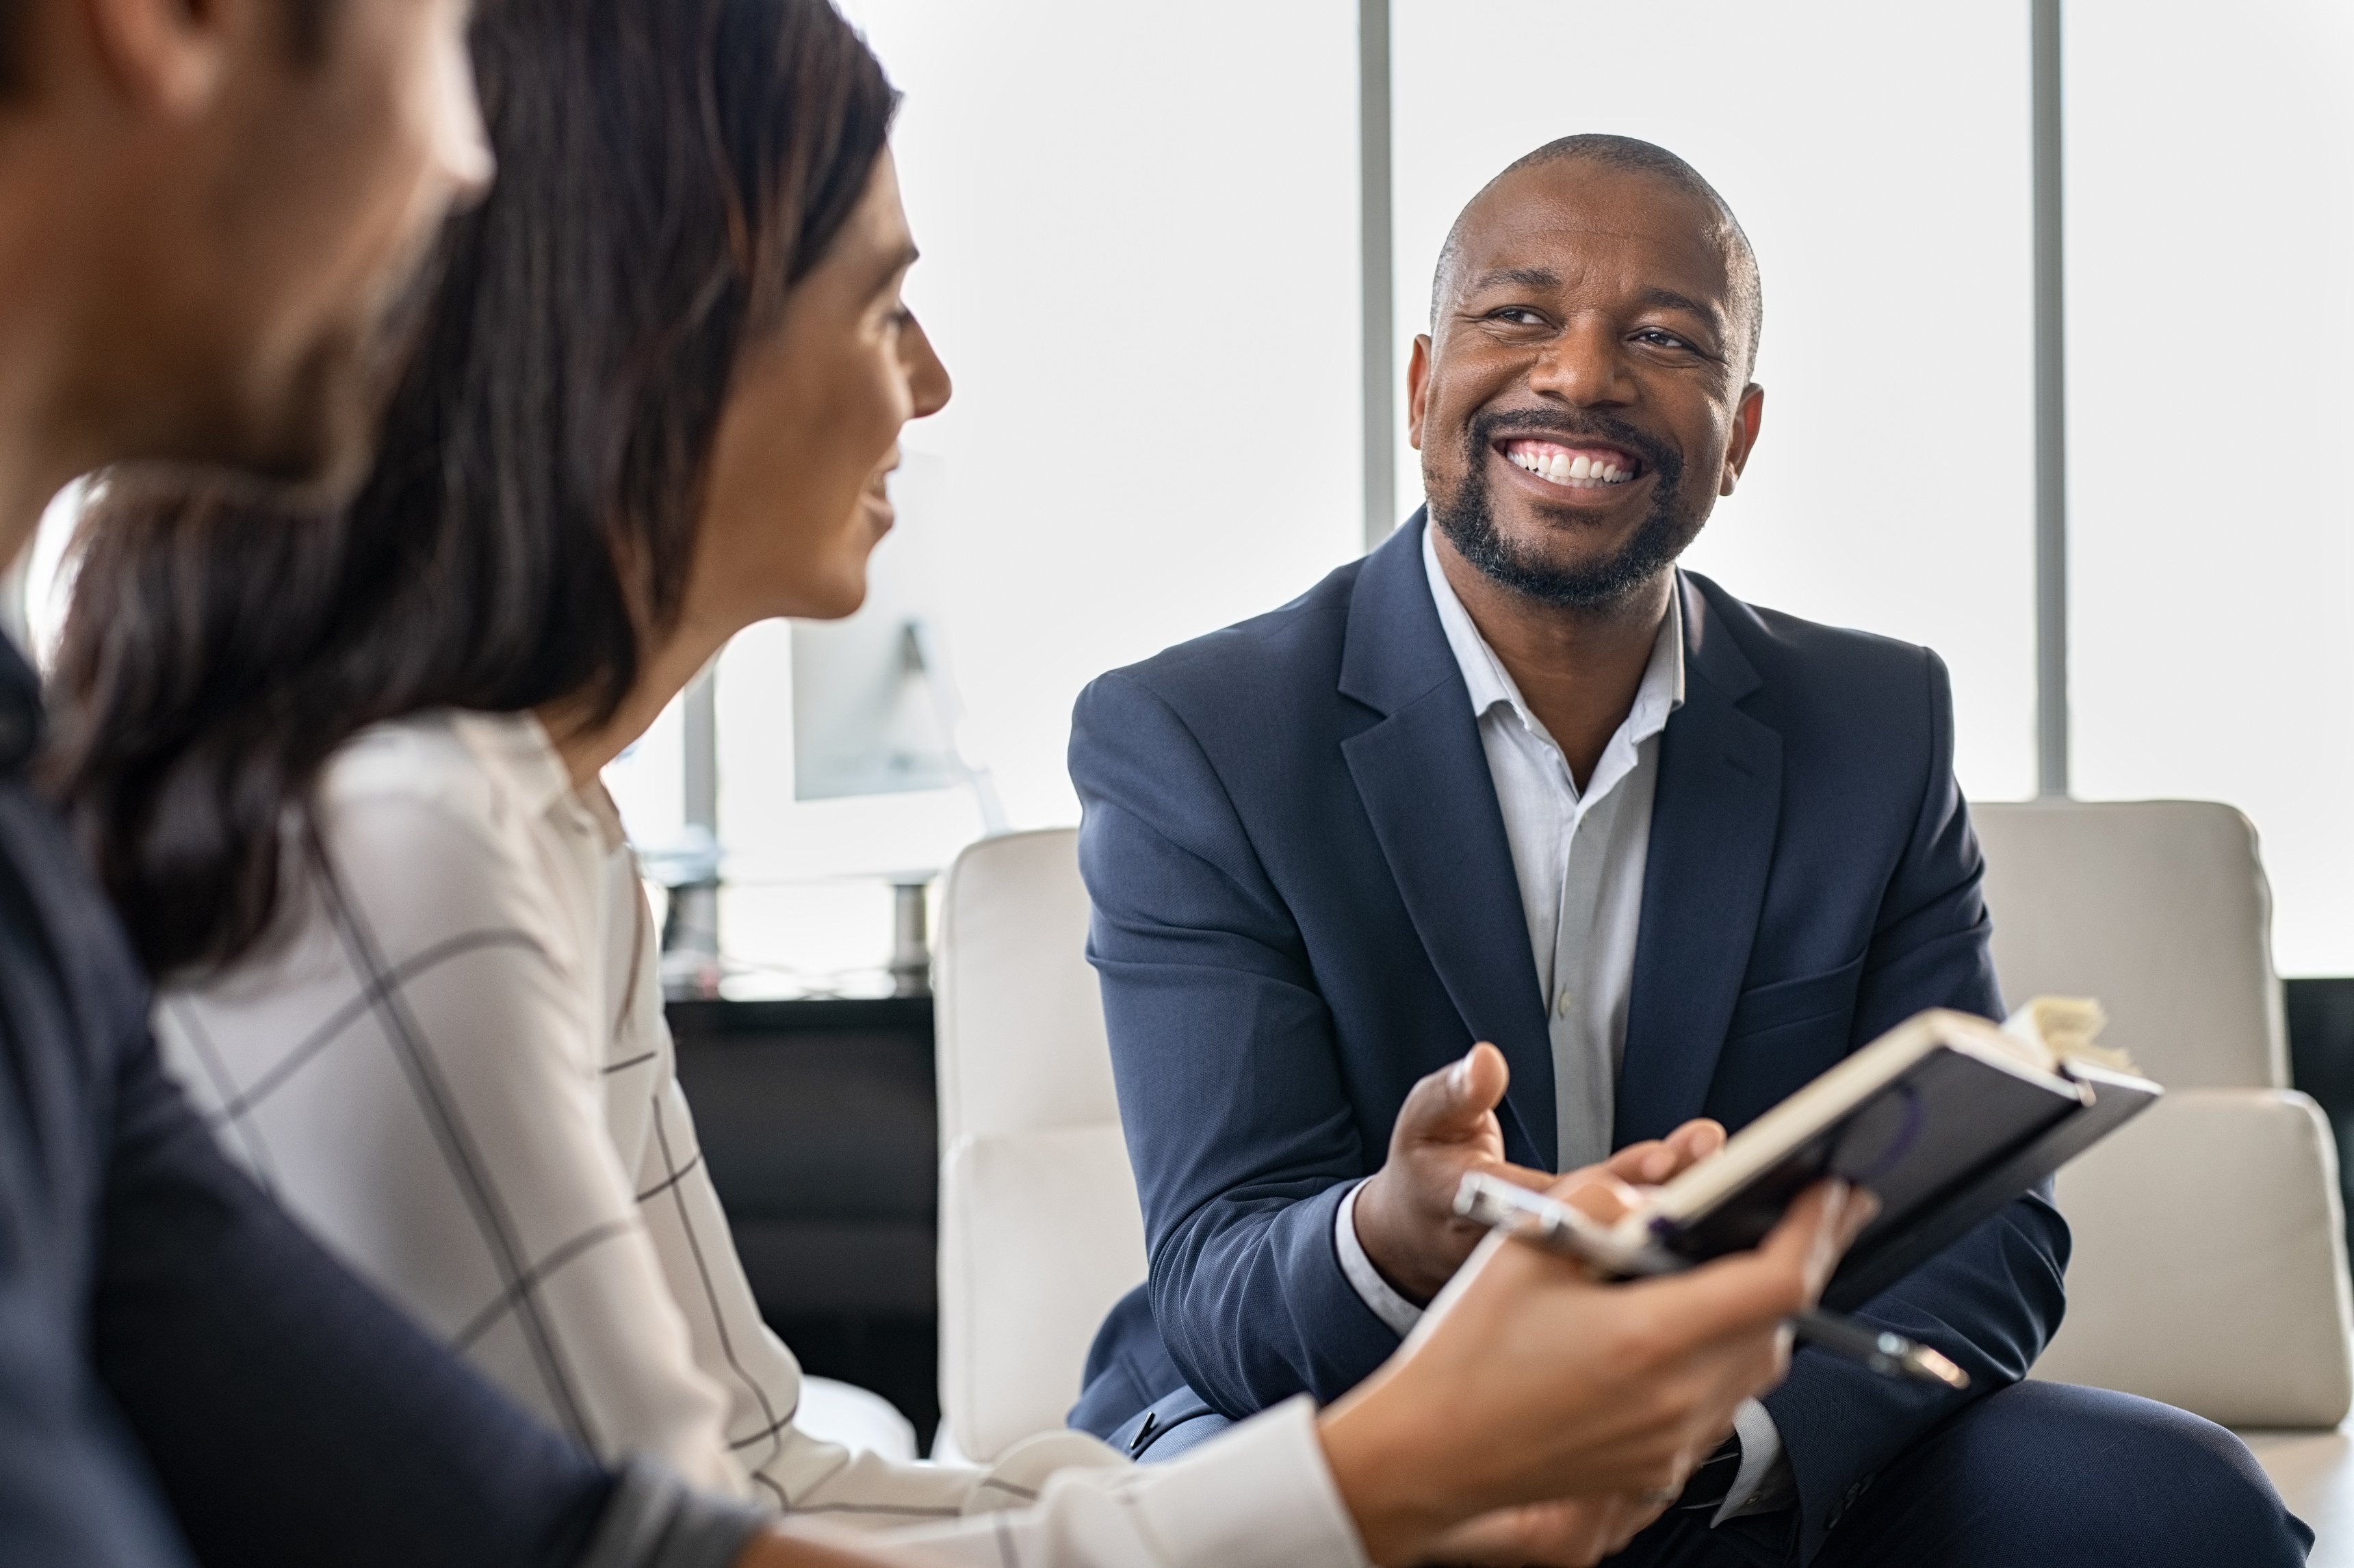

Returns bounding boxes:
[1617,575,1783,1144]
[1339,514,1557,1170]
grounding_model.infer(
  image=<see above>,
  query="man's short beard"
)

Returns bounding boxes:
[148,231,446,512]
[1430,410,1705,610]
[255,245,443,507]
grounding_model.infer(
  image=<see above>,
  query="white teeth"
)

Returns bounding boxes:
[1508,445,1637,486]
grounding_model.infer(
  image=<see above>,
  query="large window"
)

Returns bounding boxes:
[2065,0,2354,974]
[31,4,2349,979]
[593,0,2354,982]
[1391,0,2039,802]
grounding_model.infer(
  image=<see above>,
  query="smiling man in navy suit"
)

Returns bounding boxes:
[1065,135,2307,1567]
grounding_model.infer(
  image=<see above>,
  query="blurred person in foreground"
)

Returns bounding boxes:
[21,2,1869,1567]
[0,0,843,1563]
[1067,134,2311,1567]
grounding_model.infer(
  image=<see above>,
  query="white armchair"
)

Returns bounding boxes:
[929,807,2354,1537]
[933,828,1147,1464]
[1972,797,2354,1528]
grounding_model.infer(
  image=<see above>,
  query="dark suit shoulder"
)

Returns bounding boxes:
[1687,570,1947,735]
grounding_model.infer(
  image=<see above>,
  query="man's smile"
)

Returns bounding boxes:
[1498,436,1643,491]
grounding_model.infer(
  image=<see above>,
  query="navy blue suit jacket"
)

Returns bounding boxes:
[1068,514,2069,1559]
[0,640,615,1567]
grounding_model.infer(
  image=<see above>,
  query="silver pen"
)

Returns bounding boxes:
[1454,1171,1969,1390]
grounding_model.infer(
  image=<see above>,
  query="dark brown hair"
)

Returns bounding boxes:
[0,1,21,96]
[44,0,896,976]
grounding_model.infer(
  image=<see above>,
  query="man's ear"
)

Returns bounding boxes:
[81,0,243,115]
[1719,382,1765,497]
[1406,333,1434,452]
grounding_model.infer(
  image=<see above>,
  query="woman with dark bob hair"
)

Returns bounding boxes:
[45,0,1862,1563]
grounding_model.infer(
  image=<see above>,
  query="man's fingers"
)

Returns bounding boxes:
[1602,1138,1674,1186]
[1604,1119,1728,1186]
[1484,1160,1560,1194]
[1399,1042,1510,1145]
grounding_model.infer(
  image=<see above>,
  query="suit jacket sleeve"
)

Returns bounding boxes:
[1756,649,2071,1563]
[1072,670,1403,1417]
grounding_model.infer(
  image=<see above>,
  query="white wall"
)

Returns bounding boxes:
[823,0,1362,827]
[2064,0,2354,975]
[1389,0,2040,803]
[13,6,2346,977]
[613,1,1367,986]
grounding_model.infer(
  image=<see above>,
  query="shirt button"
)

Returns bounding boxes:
[1555,989,1573,1019]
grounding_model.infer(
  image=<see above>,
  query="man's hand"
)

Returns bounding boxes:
[1352,1043,1726,1304]
[1318,1173,1874,1568]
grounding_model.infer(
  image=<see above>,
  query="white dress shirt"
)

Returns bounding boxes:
[1334,526,1787,1523]
[1422,519,1683,1170]
[158,709,1372,1568]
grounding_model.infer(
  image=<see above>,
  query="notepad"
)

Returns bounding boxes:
[1609,1005,2161,1311]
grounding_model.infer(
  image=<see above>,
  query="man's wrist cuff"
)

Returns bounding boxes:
[1334,1180,1425,1338]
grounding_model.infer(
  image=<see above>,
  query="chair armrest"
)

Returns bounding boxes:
[938,1125,1148,1461]
[2032,1088,2354,1428]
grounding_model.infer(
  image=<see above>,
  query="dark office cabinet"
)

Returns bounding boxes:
[2288,978,2354,1270]
[667,996,940,1446]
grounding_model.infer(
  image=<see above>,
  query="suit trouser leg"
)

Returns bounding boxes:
[1605,1380,2312,1567]
[1116,1385,1234,1463]
[1809,1381,2310,1567]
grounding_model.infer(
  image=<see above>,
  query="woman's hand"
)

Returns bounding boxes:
[1317,1173,1873,1567]
[1411,1490,1668,1567]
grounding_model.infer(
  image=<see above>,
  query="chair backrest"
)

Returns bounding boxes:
[1972,799,2286,1090]
[937,828,1120,1143]
[934,828,1146,1461]
[1978,799,2351,1426]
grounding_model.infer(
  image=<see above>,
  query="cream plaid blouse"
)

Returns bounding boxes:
[155,709,1364,1568]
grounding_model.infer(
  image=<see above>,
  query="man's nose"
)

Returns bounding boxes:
[1526,318,1633,406]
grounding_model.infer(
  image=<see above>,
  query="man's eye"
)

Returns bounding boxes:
[1635,328,1695,350]
[1488,306,1548,326]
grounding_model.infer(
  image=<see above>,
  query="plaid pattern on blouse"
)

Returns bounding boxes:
[156,709,1362,1568]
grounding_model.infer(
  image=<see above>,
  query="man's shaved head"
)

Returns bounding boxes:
[1406,131,1770,620]
[1433,134,1763,380]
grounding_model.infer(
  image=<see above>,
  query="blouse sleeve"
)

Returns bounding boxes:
[862,1399,1368,1568]
[606,839,1124,1524]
